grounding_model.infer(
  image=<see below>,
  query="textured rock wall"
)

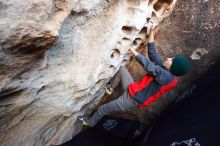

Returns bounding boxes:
[157,0,220,73]
[0,0,177,145]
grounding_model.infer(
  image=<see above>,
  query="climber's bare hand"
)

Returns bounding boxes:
[149,20,154,29]
[129,48,138,56]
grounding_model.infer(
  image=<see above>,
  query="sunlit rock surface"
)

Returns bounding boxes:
[0,0,219,146]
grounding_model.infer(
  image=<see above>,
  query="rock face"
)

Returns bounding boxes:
[157,0,220,74]
[0,0,177,145]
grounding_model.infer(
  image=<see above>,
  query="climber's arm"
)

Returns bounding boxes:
[147,28,163,66]
[129,47,172,85]
[148,28,155,43]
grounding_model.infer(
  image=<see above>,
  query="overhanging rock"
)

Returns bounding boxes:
[0,0,177,145]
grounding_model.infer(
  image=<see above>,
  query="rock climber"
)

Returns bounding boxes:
[79,23,190,127]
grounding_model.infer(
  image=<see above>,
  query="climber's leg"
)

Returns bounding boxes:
[106,66,134,94]
[89,90,137,126]
[118,66,134,91]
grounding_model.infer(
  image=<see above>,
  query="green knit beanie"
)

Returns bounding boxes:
[170,55,190,76]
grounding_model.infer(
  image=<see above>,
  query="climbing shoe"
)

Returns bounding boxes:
[104,85,113,95]
[77,115,89,127]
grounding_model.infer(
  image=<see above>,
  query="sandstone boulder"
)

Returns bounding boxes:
[0,0,177,145]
